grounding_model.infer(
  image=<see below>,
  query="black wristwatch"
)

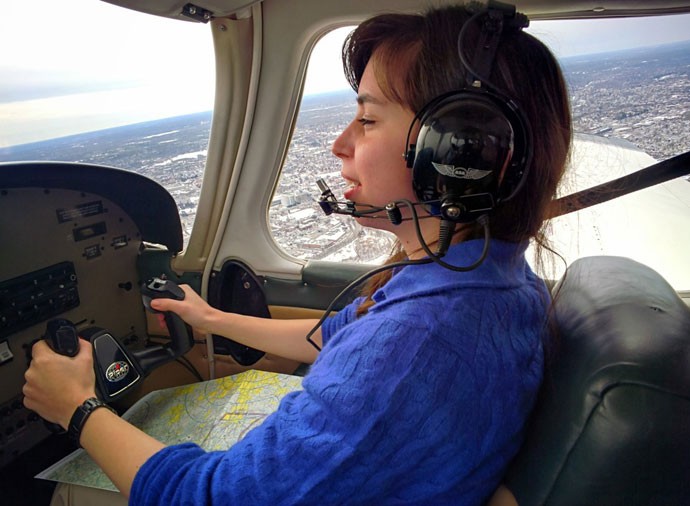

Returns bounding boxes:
[68,397,116,447]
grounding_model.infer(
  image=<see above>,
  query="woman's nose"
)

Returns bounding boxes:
[332,121,355,159]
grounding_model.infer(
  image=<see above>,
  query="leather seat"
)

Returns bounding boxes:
[498,256,690,505]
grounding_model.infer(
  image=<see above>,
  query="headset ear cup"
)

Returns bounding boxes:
[409,89,530,222]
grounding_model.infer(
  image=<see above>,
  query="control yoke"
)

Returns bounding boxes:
[43,277,194,404]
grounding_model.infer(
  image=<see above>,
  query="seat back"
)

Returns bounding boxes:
[505,256,690,506]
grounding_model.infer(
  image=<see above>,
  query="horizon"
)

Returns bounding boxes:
[2,37,690,152]
[2,7,690,148]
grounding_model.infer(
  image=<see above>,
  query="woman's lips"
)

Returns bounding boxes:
[341,176,361,201]
[343,183,360,201]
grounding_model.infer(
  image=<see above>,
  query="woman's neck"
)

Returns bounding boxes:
[398,219,469,260]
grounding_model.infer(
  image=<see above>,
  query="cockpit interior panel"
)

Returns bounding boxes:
[0,162,181,466]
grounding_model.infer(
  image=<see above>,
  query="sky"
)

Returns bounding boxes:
[2,0,690,147]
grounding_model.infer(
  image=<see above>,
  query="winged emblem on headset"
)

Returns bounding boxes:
[431,162,492,180]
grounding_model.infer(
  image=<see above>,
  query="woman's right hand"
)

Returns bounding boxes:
[149,284,217,334]
[151,284,321,363]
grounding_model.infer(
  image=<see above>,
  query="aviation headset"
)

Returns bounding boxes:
[404,1,533,223]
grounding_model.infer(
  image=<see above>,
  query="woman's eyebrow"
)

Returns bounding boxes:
[356,93,385,105]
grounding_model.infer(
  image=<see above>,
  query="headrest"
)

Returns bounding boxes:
[506,256,690,505]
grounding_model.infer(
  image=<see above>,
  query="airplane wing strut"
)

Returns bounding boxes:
[548,150,690,218]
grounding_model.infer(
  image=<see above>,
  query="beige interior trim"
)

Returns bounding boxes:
[268,305,333,320]
[173,8,259,272]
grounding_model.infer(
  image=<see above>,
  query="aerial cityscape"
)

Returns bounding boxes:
[1,40,688,263]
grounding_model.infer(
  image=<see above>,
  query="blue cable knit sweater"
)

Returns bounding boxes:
[130,239,549,505]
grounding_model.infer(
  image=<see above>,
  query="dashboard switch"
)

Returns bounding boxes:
[0,341,13,364]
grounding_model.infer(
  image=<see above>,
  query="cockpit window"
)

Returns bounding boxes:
[270,16,689,290]
[532,16,690,290]
[268,27,397,265]
[0,0,214,246]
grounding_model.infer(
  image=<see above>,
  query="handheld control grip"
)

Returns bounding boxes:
[141,277,186,311]
[41,318,138,405]
[45,318,80,357]
[138,277,194,373]
[141,278,187,345]
[41,318,82,433]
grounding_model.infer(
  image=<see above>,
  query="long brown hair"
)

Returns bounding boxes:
[344,5,572,316]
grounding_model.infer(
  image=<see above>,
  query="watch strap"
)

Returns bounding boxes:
[68,397,116,447]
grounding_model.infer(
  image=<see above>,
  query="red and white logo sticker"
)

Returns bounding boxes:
[105,361,130,382]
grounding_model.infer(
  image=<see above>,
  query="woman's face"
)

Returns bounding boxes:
[332,58,417,231]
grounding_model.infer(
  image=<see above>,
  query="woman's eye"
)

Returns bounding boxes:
[357,117,374,126]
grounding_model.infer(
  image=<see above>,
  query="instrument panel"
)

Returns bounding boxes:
[0,162,182,467]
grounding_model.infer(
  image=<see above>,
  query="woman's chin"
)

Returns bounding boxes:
[355,214,397,233]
